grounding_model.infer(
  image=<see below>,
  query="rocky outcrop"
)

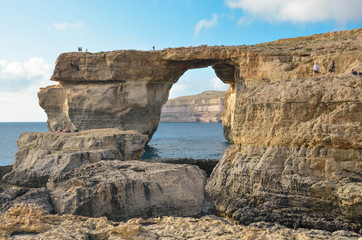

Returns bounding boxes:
[160,91,225,122]
[2,129,148,187]
[47,160,206,221]
[38,29,362,142]
[206,76,362,232]
[29,28,362,233]
[1,205,360,240]
[0,186,53,216]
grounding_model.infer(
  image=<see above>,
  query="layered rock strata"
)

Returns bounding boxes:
[1,160,207,221]
[47,160,207,221]
[31,28,362,232]
[160,91,225,122]
[1,205,360,240]
[3,129,148,187]
[39,29,362,142]
[207,76,362,232]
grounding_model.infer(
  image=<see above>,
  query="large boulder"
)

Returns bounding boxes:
[207,76,362,232]
[2,129,147,188]
[47,160,207,221]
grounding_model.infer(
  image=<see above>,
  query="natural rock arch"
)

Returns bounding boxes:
[38,48,242,142]
[39,29,362,143]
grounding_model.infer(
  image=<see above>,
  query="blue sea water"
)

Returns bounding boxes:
[142,122,230,160]
[0,122,48,166]
[0,122,230,166]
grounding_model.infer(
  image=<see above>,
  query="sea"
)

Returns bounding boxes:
[0,122,230,166]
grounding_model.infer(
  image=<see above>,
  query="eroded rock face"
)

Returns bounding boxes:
[33,28,362,233]
[160,91,225,122]
[206,76,362,232]
[39,29,362,141]
[1,205,360,240]
[47,160,206,221]
[0,186,53,216]
[2,129,147,187]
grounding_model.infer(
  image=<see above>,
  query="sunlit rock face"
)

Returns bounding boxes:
[39,28,362,142]
[2,129,148,188]
[207,75,362,232]
[1,205,360,240]
[37,28,362,232]
[160,91,225,123]
[46,160,207,221]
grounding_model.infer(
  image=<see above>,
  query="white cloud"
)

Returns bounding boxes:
[237,16,253,25]
[49,21,85,31]
[226,0,362,24]
[0,57,52,121]
[194,14,218,37]
[169,82,191,99]
[0,58,51,91]
[211,77,228,91]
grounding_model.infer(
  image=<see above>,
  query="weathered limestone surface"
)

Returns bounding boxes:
[160,91,225,122]
[2,129,148,187]
[39,29,362,141]
[47,160,207,221]
[207,76,362,232]
[1,205,360,240]
[0,186,53,216]
[31,28,362,233]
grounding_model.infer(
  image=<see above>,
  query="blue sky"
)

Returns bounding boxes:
[0,0,361,121]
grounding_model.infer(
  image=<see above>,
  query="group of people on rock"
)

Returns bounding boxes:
[313,60,360,76]
[77,47,88,52]
[54,125,72,133]
[313,60,335,75]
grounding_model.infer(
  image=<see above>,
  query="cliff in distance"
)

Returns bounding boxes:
[160,91,225,123]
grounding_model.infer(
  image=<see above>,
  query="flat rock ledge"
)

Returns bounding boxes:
[142,158,219,176]
[2,129,148,188]
[47,160,207,221]
[0,204,361,240]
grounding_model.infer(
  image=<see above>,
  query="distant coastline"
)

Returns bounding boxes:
[160,90,225,123]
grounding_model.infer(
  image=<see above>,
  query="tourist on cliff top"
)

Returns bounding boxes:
[328,60,335,75]
[313,63,320,75]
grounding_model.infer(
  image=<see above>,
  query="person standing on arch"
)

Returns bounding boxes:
[328,60,335,75]
[313,62,320,75]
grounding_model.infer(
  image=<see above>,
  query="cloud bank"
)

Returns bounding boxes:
[0,58,51,92]
[194,14,218,37]
[0,58,51,121]
[226,0,362,24]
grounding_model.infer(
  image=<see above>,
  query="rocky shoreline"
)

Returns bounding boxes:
[0,28,361,239]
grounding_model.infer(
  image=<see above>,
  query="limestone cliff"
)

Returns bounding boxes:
[35,28,362,233]
[160,91,225,122]
[39,28,362,142]
[207,75,362,232]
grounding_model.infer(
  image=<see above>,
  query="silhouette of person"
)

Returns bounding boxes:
[329,60,335,75]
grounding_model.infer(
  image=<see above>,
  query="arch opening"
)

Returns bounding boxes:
[142,65,233,162]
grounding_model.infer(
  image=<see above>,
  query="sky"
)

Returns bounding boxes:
[0,0,361,122]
